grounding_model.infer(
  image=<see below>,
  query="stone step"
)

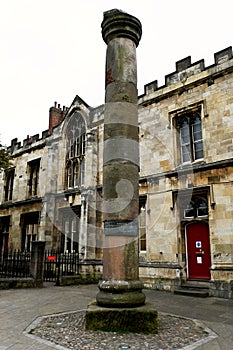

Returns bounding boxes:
[174,288,209,298]
[174,287,209,298]
[182,280,210,289]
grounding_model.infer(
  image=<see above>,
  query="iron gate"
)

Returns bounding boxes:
[44,251,80,283]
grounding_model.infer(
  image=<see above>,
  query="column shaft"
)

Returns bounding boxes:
[97,9,144,307]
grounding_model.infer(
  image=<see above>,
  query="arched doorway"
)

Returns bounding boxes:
[185,222,211,280]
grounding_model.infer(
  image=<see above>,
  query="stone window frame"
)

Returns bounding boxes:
[172,188,209,222]
[183,196,208,219]
[170,102,205,166]
[4,168,15,202]
[20,212,40,252]
[65,113,86,189]
[60,207,80,253]
[0,216,10,257]
[139,195,147,252]
[27,159,40,198]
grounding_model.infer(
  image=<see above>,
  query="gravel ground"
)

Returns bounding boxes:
[31,310,210,350]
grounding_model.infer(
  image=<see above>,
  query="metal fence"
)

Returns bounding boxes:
[44,251,80,282]
[0,251,31,278]
[0,250,80,282]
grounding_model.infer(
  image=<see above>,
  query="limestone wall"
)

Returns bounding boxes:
[137,47,233,294]
[0,47,232,297]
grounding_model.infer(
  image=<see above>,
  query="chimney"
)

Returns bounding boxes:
[49,101,65,134]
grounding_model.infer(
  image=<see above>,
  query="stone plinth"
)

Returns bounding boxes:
[86,302,158,334]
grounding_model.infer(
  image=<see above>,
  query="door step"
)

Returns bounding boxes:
[174,281,210,297]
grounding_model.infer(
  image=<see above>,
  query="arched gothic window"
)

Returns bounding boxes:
[65,113,86,189]
[184,196,208,219]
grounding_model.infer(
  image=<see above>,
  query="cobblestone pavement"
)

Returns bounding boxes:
[27,309,213,350]
[0,283,233,350]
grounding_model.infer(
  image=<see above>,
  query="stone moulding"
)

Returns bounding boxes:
[101,9,142,47]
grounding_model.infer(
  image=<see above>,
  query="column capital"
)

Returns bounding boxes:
[101,9,142,47]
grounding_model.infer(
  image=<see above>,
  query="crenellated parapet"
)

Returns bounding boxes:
[140,46,233,101]
[8,132,49,154]
[7,101,69,154]
[165,57,205,86]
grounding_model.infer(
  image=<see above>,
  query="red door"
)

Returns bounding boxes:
[186,222,211,280]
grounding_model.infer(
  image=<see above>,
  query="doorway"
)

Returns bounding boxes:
[185,222,211,280]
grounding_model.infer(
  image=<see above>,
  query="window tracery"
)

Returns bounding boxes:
[65,113,86,189]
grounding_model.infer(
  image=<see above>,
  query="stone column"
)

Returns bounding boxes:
[96,9,145,308]
[85,10,157,333]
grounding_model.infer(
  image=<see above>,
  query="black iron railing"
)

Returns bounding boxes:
[0,251,31,278]
[44,251,80,282]
[0,250,81,282]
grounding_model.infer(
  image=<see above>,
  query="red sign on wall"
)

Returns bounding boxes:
[47,256,56,261]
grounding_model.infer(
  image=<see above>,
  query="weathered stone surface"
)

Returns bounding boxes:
[104,123,138,141]
[85,302,158,333]
[1,4,233,302]
[97,8,144,312]
[101,9,142,47]
[96,290,145,308]
[103,138,139,165]
[105,82,138,103]
[104,102,138,126]
[99,236,140,282]
[103,162,138,222]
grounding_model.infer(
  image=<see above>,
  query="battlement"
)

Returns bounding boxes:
[6,95,93,155]
[6,47,233,154]
[141,46,232,97]
[8,130,50,154]
[8,101,68,155]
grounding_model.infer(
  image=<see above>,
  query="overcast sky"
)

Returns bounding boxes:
[0,0,232,146]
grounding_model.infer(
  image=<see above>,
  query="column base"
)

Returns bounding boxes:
[96,279,146,307]
[85,301,158,333]
[96,290,146,307]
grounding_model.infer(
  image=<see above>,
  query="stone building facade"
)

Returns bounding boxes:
[0,47,233,298]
